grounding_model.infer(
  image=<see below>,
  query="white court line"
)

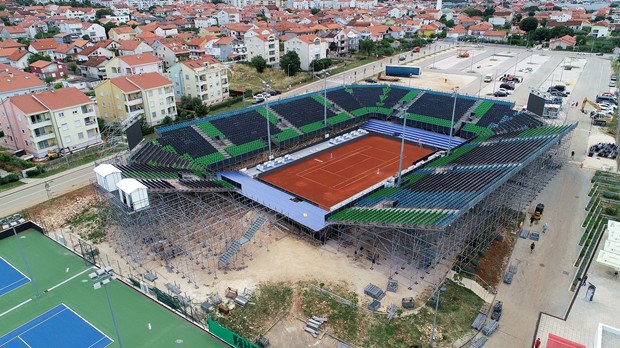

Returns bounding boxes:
[87,335,113,348]
[0,256,31,292]
[18,336,32,348]
[47,267,94,292]
[0,298,32,318]
[0,278,29,294]
[62,303,114,346]
[0,305,69,346]
[314,159,324,163]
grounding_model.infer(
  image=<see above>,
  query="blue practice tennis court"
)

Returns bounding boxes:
[0,304,112,348]
[0,257,29,296]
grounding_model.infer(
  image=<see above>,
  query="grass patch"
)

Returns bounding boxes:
[214,283,292,341]
[65,206,107,243]
[0,180,25,192]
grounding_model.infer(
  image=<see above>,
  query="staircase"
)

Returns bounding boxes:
[191,124,231,159]
[218,216,266,267]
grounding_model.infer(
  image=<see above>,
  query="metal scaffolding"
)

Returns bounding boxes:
[326,131,573,292]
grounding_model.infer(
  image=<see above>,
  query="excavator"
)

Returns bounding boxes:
[581,97,601,114]
[582,97,614,126]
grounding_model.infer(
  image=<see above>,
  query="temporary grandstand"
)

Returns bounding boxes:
[92,84,575,295]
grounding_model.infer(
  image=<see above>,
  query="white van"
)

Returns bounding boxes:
[484,74,493,83]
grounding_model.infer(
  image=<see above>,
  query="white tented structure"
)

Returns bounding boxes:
[94,164,122,192]
[116,178,149,211]
[597,220,620,270]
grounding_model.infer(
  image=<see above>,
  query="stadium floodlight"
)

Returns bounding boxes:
[430,285,447,346]
[322,70,330,138]
[90,267,123,348]
[447,86,459,156]
[262,80,273,159]
[12,227,39,297]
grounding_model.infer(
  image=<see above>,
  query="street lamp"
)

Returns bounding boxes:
[397,101,407,186]
[262,80,273,159]
[89,267,123,348]
[513,53,519,77]
[430,284,447,346]
[447,86,459,155]
[322,71,329,138]
[286,64,291,77]
[12,227,39,297]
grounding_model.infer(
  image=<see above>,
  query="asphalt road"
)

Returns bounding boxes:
[0,163,96,217]
[487,55,610,347]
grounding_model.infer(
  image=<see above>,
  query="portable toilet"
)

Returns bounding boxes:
[94,164,122,192]
[116,178,149,211]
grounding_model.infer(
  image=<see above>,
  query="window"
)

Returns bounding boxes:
[115,93,119,99]
[24,140,28,146]
[21,129,25,134]
[149,101,155,108]
[78,132,84,140]
[72,108,78,114]
[158,88,163,95]
[81,105,89,113]
[58,112,64,118]
[74,120,81,127]
[161,109,165,115]
[151,112,156,118]
[61,123,68,131]
[148,90,153,97]
[64,135,71,143]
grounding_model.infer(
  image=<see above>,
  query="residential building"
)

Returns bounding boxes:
[81,23,107,42]
[118,40,154,56]
[7,50,31,70]
[153,41,190,69]
[549,35,577,50]
[28,38,60,60]
[284,35,328,70]
[482,30,507,42]
[79,56,108,80]
[245,34,279,65]
[108,26,137,41]
[29,60,67,80]
[0,64,47,99]
[1,26,28,40]
[105,53,164,78]
[168,56,229,106]
[591,21,610,38]
[0,88,101,158]
[94,72,176,126]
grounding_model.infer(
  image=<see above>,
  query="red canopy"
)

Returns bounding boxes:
[546,333,586,348]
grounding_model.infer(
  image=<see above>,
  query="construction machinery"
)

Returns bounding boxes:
[533,203,544,221]
[47,149,61,159]
[581,97,601,114]
[591,112,613,126]
[499,74,523,83]
[377,72,400,82]
[457,49,470,58]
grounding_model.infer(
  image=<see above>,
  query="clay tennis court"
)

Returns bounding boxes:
[260,135,434,209]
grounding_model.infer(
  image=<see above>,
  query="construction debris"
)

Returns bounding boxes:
[304,316,328,338]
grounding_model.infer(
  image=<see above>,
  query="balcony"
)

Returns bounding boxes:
[33,127,55,140]
[164,86,173,94]
[125,93,143,105]
[29,114,51,126]
[84,117,97,128]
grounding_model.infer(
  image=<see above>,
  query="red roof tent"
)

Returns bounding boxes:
[547,334,586,348]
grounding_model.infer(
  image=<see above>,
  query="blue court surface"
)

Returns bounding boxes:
[0,304,112,348]
[0,257,30,296]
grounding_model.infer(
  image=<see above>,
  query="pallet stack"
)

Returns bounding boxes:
[304,316,328,338]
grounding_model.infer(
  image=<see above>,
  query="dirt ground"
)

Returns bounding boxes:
[24,185,99,231]
[476,229,517,287]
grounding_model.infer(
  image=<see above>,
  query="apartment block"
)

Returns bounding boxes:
[167,57,229,106]
[245,34,279,65]
[94,72,176,126]
[0,88,101,158]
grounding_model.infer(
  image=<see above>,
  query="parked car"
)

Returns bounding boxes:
[610,81,616,87]
[596,52,604,56]
[268,90,282,95]
[498,88,512,95]
[399,56,406,61]
[251,97,265,104]
[548,90,567,97]
[364,78,378,83]
[499,82,515,90]
[611,74,617,81]
[494,90,509,97]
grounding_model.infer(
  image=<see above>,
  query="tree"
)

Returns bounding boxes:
[519,17,538,33]
[483,7,495,18]
[279,51,301,76]
[95,8,113,18]
[464,8,483,17]
[27,53,51,64]
[359,39,376,57]
[44,76,55,84]
[82,34,90,40]
[53,82,63,89]
[310,8,320,15]
[250,56,267,73]
[528,11,535,17]
[594,15,605,22]
[68,62,78,73]
[514,13,523,22]
[550,26,574,38]
[310,58,332,72]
